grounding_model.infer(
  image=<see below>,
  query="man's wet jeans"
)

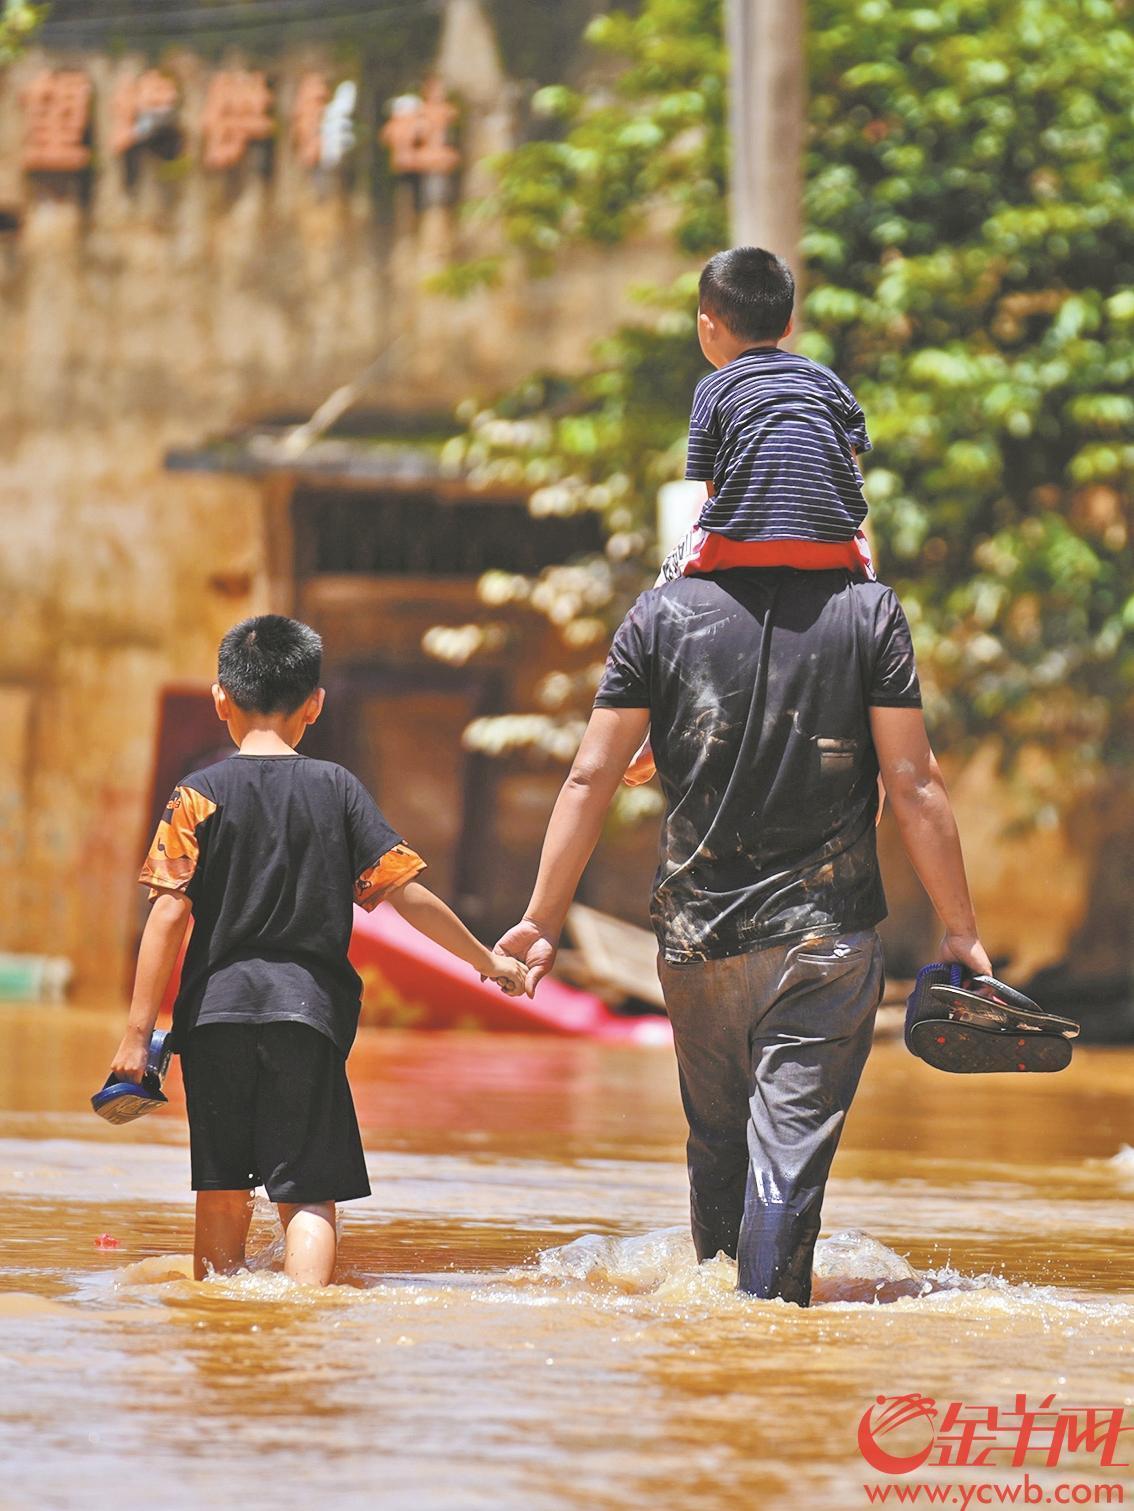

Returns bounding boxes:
[658,930,884,1306]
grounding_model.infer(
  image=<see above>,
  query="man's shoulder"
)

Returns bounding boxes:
[634,571,904,615]
[823,577,910,648]
[639,573,729,608]
[801,573,904,616]
[632,571,772,628]
[845,576,903,614]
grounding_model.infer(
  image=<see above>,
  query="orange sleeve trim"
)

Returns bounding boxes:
[139,785,217,896]
[355,845,426,911]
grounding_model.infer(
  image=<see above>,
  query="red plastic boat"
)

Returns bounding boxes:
[348,904,672,1044]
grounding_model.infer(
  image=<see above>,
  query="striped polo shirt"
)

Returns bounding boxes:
[685,346,871,542]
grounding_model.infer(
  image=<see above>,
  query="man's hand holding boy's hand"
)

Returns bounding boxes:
[493,921,558,999]
[485,952,528,997]
[109,1027,151,1084]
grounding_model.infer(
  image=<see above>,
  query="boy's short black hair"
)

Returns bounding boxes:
[217,615,323,714]
[699,246,795,343]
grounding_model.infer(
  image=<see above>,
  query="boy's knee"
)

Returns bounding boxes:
[199,1188,254,1210]
[278,1200,335,1224]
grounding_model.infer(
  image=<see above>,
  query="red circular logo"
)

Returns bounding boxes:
[858,1394,938,1475]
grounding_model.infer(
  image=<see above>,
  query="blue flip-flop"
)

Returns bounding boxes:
[91,1030,174,1123]
[905,964,1079,1074]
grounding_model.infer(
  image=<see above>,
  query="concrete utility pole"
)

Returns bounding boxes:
[726,0,806,291]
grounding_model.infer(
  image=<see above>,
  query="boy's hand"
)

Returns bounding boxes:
[485,952,528,997]
[109,1028,150,1085]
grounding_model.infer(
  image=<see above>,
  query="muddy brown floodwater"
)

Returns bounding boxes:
[0,1002,1132,1511]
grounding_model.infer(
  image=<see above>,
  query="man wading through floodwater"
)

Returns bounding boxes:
[497,568,992,1304]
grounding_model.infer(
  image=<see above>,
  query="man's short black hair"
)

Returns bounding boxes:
[217,615,323,714]
[699,246,795,343]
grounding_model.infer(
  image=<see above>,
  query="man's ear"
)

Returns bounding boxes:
[212,682,229,721]
[304,687,326,726]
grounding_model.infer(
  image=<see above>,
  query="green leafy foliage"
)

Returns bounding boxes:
[447,0,1134,782]
[0,1,43,61]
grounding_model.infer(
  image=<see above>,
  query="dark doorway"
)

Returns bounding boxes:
[304,659,507,936]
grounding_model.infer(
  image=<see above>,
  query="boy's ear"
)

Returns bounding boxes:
[212,682,229,721]
[304,687,326,726]
[782,315,794,339]
[698,307,715,337]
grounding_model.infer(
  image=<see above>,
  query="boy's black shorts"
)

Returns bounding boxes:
[181,1021,371,1204]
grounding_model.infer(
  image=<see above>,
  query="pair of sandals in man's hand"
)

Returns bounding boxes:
[906,964,1079,1074]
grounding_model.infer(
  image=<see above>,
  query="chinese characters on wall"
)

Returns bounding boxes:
[17,66,459,181]
[21,70,92,171]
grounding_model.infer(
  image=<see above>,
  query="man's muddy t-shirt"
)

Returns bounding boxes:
[139,754,425,1054]
[594,570,922,963]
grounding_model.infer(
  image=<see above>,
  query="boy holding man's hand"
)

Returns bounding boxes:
[111,615,525,1286]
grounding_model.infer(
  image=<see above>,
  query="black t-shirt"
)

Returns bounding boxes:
[139,754,425,1054]
[594,570,922,963]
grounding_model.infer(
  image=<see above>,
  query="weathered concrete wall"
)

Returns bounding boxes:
[0,1,1098,997]
[0,4,680,990]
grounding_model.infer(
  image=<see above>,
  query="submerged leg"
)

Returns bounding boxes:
[278,1201,337,1286]
[738,932,883,1305]
[659,953,754,1263]
[194,1188,254,1280]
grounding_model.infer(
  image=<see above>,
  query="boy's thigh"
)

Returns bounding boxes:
[181,1023,261,1190]
[251,1022,370,1206]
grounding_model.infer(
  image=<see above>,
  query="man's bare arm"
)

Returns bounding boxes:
[501,705,650,993]
[869,705,992,975]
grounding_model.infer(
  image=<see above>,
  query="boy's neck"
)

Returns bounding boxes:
[716,336,780,368]
[216,685,323,755]
[236,729,300,755]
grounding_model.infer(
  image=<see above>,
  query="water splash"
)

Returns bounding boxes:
[812,1230,933,1303]
[115,1254,194,1287]
[110,1195,349,1298]
[1102,1144,1134,1182]
[537,1226,695,1292]
[533,1227,1073,1309]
